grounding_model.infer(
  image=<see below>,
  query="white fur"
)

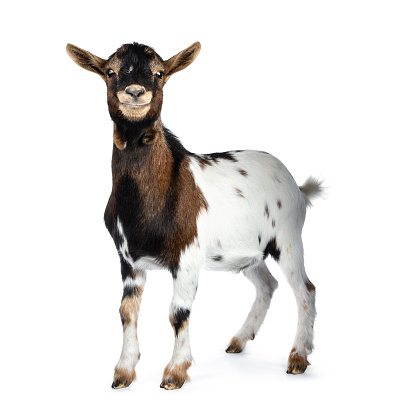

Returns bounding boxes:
[234,262,279,349]
[186,150,318,359]
[116,149,321,382]
[115,317,140,373]
[115,273,146,373]
[165,242,202,368]
[114,219,146,374]
[117,217,134,267]
[166,324,193,369]
[188,151,306,273]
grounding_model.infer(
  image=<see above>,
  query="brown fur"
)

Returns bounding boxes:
[211,154,238,164]
[238,168,248,176]
[169,312,189,335]
[198,157,213,169]
[235,188,244,198]
[125,121,175,216]
[109,118,209,271]
[225,337,243,353]
[148,57,165,76]
[265,204,270,218]
[160,361,192,390]
[133,136,208,266]
[164,42,201,81]
[287,348,310,374]
[168,156,209,261]
[106,55,122,74]
[113,123,127,150]
[119,286,143,329]
[305,279,316,293]
[112,367,137,389]
[66,44,107,79]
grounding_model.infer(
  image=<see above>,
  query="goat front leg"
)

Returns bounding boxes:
[160,268,199,390]
[112,265,146,389]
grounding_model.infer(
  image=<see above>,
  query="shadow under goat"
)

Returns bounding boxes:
[66,41,324,390]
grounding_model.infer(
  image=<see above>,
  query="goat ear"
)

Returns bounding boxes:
[164,42,201,81]
[66,44,107,80]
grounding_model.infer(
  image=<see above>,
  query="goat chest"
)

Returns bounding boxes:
[103,148,206,275]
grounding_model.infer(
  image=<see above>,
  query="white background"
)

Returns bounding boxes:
[1,1,415,415]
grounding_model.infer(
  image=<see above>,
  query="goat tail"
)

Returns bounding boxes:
[299,176,325,208]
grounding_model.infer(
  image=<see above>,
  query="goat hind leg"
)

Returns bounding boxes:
[278,241,316,374]
[226,262,278,353]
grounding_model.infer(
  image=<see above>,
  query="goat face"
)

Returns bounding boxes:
[67,42,201,124]
[106,43,165,123]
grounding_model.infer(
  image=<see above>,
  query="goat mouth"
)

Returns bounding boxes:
[120,102,151,108]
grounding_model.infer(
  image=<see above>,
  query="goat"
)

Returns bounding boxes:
[66,41,323,390]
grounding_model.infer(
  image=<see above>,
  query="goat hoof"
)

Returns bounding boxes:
[160,361,191,390]
[112,380,127,389]
[286,348,310,374]
[226,337,243,353]
[160,374,187,390]
[160,379,185,390]
[112,368,136,389]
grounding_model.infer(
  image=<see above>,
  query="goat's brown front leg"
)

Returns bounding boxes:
[160,267,199,390]
[112,268,146,389]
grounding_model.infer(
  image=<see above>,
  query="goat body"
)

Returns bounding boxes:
[67,41,323,390]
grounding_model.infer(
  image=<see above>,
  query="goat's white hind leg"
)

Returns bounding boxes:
[226,262,278,353]
[278,239,316,374]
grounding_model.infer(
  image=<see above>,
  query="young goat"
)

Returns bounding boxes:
[67,41,323,390]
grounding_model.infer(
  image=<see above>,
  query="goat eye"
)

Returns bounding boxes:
[107,69,115,78]
[156,71,164,79]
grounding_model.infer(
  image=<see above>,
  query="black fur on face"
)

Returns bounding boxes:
[105,43,166,129]
[108,43,164,91]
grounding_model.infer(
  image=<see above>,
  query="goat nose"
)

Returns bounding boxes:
[125,86,145,98]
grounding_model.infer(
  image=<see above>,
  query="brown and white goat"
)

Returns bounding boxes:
[66,41,323,390]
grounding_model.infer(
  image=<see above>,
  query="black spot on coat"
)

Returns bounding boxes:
[263,237,281,262]
[172,308,190,335]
